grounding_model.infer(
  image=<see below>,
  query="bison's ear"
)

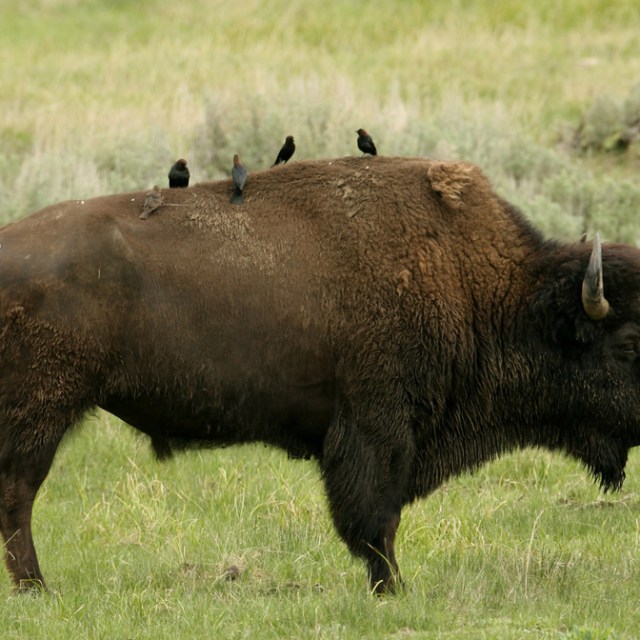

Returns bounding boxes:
[427,161,481,210]
[533,303,599,355]
[531,261,600,353]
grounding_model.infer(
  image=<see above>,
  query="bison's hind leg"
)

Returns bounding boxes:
[0,439,61,592]
[321,411,413,594]
[0,310,102,591]
[0,399,90,591]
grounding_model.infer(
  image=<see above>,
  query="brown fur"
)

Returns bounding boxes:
[2,156,640,594]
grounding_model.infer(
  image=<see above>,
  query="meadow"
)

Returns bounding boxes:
[1,0,640,638]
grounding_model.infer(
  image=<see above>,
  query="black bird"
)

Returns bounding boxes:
[230,154,247,205]
[272,135,296,166]
[356,128,377,156]
[139,185,164,220]
[168,158,190,188]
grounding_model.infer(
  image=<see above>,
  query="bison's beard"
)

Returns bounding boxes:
[581,437,629,493]
[592,465,626,493]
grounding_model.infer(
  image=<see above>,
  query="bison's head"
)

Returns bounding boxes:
[528,235,640,491]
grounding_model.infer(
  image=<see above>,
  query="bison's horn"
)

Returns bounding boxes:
[581,233,610,320]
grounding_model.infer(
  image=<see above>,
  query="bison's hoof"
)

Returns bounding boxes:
[371,574,404,596]
[15,578,47,595]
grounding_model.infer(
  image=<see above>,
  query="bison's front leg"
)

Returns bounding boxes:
[321,412,412,594]
[363,511,403,594]
[0,443,58,591]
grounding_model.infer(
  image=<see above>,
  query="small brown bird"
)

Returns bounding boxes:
[222,564,241,581]
[356,129,377,156]
[139,185,164,220]
[230,154,247,205]
[168,158,190,188]
[272,135,296,166]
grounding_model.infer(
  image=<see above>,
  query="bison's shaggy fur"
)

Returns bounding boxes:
[1,156,640,593]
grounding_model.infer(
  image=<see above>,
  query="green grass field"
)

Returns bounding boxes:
[2,415,639,639]
[2,1,640,638]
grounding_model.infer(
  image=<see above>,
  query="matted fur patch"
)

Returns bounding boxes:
[427,161,477,210]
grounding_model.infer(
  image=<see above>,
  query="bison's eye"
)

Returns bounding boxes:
[613,342,639,362]
[607,325,640,362]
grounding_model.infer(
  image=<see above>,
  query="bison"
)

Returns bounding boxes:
[1,156,639,594]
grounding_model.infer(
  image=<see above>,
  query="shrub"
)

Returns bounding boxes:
[571,82,640,154]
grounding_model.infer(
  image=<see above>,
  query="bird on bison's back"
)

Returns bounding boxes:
[230,154,247,205]
[272,135,296,166]
[168,159,190,188]
[356,128,377,156]
[139,185,163,220]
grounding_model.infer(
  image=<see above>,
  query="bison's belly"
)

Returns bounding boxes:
[100,377,336,459]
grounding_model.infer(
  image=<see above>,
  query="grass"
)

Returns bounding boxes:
[0,412,639,639]
[2,1,640,637]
